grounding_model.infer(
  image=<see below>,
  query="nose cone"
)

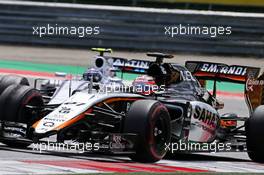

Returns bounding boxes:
[34,93,95,134]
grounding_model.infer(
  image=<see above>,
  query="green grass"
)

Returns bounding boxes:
[206,80,244,93]
[0,60,86,74]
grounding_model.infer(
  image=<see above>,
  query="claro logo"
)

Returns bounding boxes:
[193,106,218,127]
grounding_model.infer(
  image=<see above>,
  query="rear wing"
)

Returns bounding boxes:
[185,61,260,83]
[185,61,264,113]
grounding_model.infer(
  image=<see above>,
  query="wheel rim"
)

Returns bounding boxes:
[153,113,169,155]
[20,94,43,124]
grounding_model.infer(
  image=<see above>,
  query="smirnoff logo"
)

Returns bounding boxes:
[200,63,247,76]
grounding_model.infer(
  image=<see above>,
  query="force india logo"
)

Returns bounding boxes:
[200,63,247,76]
[193,105,218,128]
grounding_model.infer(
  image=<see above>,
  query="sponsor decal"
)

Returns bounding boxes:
[193,105,218,128]
[43,122,55,127]
[43,117,65,122]
[200,63,247,76]
[246,76,264,92]
[3,127,26,134]
[110,135,125,149]
[58,107,71,114]
[193,121,214,134]
[113,58,150,72]
[180,70,196,81]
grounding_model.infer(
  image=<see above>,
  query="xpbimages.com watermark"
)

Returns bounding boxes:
[32,141,100,153]
[165,140,232,153]
[164,24,232,38]
[32,24,100,38]
[97,83,165,95]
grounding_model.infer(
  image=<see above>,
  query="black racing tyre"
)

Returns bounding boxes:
[124,100,171,162]
[246,105,264,162]
[0,84,43,123]
[0,84,43,148]
[0,75,29,95]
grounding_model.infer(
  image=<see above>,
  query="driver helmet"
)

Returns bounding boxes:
[132,75,157,95]
[147,63,180,86]
[83,68,103,82]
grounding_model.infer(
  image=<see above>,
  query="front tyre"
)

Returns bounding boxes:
[0,75,29,95]
[246,105,264,162]
[124,100,171,162]
[0,84,44,148]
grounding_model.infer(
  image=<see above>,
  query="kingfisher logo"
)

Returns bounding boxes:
[200,63,247,76]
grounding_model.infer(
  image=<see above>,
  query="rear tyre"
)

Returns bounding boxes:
[124,100,171,162]
[0,75,29,95]
[0,84,44,148]
[246,105,264,162]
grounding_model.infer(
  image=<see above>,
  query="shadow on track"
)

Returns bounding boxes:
[0,144,250,163]
[165,153,249,162]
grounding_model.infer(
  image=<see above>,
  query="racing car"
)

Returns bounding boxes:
[0,52,264,163]
[39,48,150,104]
[38,48,125,104]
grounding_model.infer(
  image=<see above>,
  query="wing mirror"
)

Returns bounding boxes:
[215,100,224,110]
[55,72,67,77]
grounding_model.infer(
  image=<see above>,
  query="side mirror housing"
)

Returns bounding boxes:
[55,72,67,78]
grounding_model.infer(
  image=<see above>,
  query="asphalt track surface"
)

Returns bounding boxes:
[0,45,264,173]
